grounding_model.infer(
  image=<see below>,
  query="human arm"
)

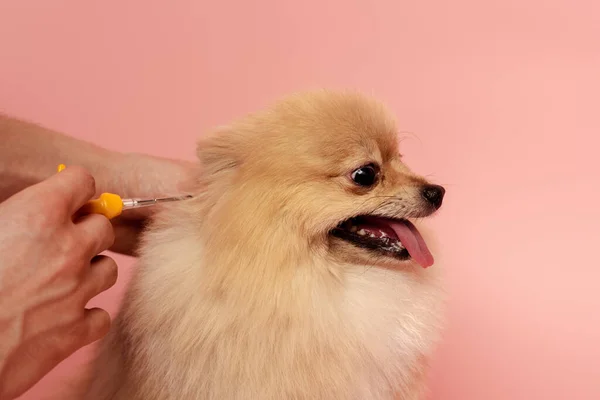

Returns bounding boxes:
[0,114,195,255]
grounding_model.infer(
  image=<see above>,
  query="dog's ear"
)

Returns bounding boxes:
[196,125,245,179]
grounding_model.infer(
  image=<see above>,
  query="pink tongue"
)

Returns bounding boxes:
[387,220,434,268]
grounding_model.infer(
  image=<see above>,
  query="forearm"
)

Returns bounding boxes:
[0,114,122,202]
[0,114,195,257]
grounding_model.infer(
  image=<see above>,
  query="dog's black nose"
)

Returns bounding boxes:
[421,184,445,209]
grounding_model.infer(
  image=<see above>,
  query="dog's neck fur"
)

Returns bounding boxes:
[167,191,341,321]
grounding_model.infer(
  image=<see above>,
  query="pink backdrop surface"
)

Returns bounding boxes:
[1,1,599,399]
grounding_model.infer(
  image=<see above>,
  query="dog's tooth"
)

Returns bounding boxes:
[379,230,388,237]
[369,233,376,238]
[357,229,366,236]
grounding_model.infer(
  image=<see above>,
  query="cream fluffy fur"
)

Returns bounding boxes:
[84,90,445,400]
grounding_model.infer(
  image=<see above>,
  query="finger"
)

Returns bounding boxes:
[40,165,97,215]
[7,309,111,397]
[74,213,115,256]
[19,256,117,342]
[81,255,119,301]
[80,307,112,345]
[41,308,111,356]
[50,308,111,355]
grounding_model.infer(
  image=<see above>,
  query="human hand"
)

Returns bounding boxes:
[93,153,196,256]
[0,166,117,400]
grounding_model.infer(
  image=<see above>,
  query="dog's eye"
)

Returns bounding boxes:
[351,164,379,187]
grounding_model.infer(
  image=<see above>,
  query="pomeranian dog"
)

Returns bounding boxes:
[85,90,446,400]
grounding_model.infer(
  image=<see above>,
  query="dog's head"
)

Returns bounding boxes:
[195,91,444,270]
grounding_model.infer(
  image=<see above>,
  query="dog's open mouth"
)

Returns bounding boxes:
[331,216,434,268]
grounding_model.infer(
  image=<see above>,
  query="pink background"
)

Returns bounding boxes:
[1,0,599,399]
